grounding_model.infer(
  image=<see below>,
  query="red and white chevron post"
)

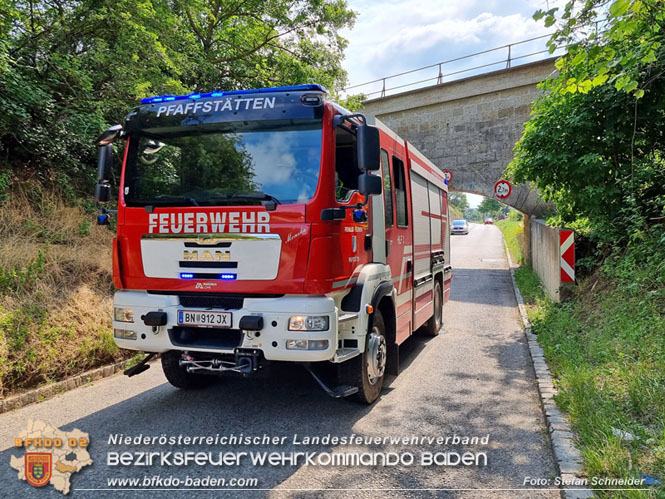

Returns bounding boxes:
[560,229,575,283]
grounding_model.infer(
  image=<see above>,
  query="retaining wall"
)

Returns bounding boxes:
[530,219,563,302]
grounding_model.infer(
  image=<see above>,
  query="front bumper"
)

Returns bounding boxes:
[112,291,338,362]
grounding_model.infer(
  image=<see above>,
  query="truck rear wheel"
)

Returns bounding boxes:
[342,310,387,404]
[423,280,443,337]
[161,351,215,389]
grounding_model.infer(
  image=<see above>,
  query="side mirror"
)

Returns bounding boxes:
[97,144,113,182]
[97,124,123,146]
[95,183,111,203]
[357,123,380,171]
[358,172,382,196]
[95,145,113,203]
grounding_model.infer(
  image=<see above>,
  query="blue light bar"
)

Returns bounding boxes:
[219,274,237,280]
[180,273,194,279]
[141,84,327,104]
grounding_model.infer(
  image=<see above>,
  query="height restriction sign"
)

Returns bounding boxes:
[494,179,512,199]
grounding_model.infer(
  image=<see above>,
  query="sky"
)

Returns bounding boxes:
[339,0,562,207]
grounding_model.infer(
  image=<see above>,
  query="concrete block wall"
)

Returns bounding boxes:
[530,219,563,302]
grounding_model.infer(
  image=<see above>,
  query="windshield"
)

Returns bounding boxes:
[123,120,322,207]
[452,220,466,227]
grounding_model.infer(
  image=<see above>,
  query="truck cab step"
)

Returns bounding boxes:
[334,348,361,362]
[332,385,359,397]
[304,365,359,399]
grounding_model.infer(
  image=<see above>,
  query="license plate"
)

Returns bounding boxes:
[177,310,232,328]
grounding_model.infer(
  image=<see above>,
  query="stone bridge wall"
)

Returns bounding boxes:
[362,58,557,216]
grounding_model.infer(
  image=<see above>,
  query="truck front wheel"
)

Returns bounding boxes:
[161,351,215,389]
[343,310,387,404]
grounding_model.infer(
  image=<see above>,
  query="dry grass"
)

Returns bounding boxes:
[0,188,131,397]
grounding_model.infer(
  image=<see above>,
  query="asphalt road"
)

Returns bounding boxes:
[1,223,558,498]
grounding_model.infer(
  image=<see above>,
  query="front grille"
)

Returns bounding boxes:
[168,327,243,350]
[178,294,244,310]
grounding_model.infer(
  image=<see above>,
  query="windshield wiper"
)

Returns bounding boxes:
[210,192,281,210]
[227,192,281,205]
[144,195,200,207]
[151,195,199,206]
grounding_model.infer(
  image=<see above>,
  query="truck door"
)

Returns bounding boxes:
[410,171,435,330]
[381,148,413,345]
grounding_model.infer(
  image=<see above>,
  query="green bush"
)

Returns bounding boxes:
[0,252,45,294]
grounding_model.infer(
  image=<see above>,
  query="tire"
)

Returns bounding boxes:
[161,351,215,389]
[341,310,387,404]
[423,280,443,337]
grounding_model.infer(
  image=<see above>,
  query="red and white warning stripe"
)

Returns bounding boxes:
[560,229,575,283]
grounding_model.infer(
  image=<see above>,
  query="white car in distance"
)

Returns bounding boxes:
[451,219,469,235]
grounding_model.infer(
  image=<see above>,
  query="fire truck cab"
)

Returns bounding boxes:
[96,84,451,404]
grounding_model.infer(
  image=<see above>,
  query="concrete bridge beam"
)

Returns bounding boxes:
[362,58,557,217]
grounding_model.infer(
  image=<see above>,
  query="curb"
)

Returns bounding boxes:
[503,241,593,499]
[0,359,133,414]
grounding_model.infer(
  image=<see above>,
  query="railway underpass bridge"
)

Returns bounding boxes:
[358,57,575,298]
[360,58,557,217]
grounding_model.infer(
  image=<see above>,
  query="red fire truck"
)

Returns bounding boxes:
[95,84,452,404]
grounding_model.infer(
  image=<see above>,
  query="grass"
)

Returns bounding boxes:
[496,219,525,265]
[0,186,132,397]
[514,260,665,498]
[514,265,545,305]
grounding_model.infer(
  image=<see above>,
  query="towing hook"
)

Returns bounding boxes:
[236,356,253,374]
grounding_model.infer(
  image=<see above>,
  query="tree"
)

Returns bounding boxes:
[449,192,469,212]
[509,0,665,246]
[338,93,366,111]
[0,0,356,191]
[169,0,356,94]
[478,198,502,215]
[534,0,664,100]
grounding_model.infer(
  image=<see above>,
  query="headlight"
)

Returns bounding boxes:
[288,315,329,331]
[114,307,135,323]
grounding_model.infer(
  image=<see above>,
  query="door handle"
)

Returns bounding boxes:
[406,259,412,273]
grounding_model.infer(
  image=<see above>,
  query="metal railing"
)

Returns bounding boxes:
[343,33,566,99]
